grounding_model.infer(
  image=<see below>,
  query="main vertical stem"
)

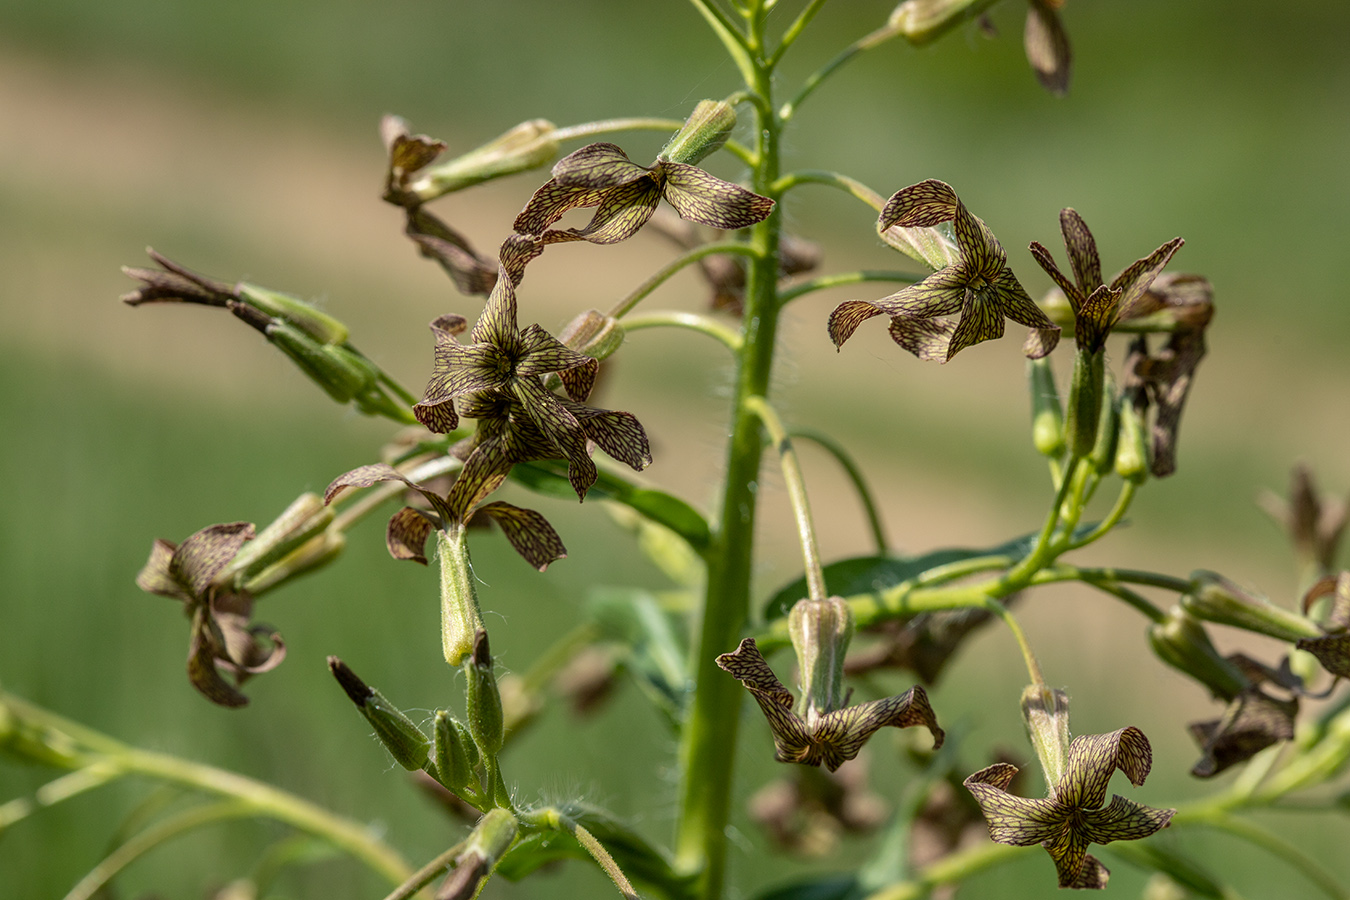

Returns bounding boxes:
[674,36,782,900]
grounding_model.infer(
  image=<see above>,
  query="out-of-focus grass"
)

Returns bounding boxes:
[2,1,1349,897]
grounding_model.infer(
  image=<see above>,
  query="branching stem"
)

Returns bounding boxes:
[623,311,743,353]
[608,242,760,319]
[747,395,827,604]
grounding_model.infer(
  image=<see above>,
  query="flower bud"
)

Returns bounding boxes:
[437,526,485,667]
[1064,346,1105,459]
[1147,606,1247,700]
[433,710,480,794]
[242,529,345,595]
[557,309,625,361]
[1181,571,1322,642]
[465,630,504,759]
[411,120,559,201]
[1027,356,1065,458]
[660,99,737,166]
[1114,390,1150,483]
[788,597,855,724]
[328,657,430,771]
[1088,388,1120,476]
[217,493,334,587]
[889,0,997,45]
[235,283,349,345]
[438,808,519,900]
[230,302,378,404]
[1020,684,1070,789]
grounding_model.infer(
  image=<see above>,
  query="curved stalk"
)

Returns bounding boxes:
[608,242,760,319]
[780,24,903,122]
[0,762,124,830]
[622,311,743,353]
[766,0,831,70]
[986,601,1045,685]
[381,840,469,900]
[1170,814,1349,900]
[788,428,887,553]
[1065,480,1137,549]
[772,169,886,210]
[746,395,827,604]
[779,270,921,305]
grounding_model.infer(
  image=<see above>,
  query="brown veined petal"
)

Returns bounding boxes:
[471,270,520,347]
[1079,794,1175,845]
[1062,854,1111,890]
[1189,689,1298,777]
[324,463,455,523]
[990,267,1060,355]
[878,179,959,230]
[1024,0,1072,97]
[1058,209,1102,296]
[448,441,514,520]
[828,300,888,349]
[716,638,814,764]
[888,315,957,363]
[497,233,545,287]
[1056,727,1153,810]
[827,270,967,348]
[557,357,599,403]
[187,608,249,708]
[173,523,256,599]
[136,538,188,600]
[405,208,497,296]
[512,378,595,497]
[549,142,649,188]
[516,325,596,379]
[1073,284,1123,354]
[513,178,609,236]
[1296,632,1350,679]
[946,288,1007,360]
[661,163,775,230]
[476,501,567,571]
[431,313,469,339]
[1043,826,1095,889]
[1143,327,1206,478]
[810,685,945,771]
[387,506,438,565]
[560,177,663,245]
[573,405,652,472]
[1028,241,1082,308]
[413,396,459,435]
[431,342,513,397]
[963,763,1067,846]
[951,200,1005,277]
[1110,237,1185,321]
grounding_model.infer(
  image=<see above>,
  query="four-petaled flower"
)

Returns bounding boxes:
[717,637,943,772]
[135,522,285,708]
[829,180,1060,362]
[513,142,774,245]
[964,726,1174,890]
[1029,208,1183,354]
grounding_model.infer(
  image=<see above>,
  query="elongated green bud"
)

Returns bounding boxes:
[465,630,504,759]
[1181,571,1323,642]
[411,120,558,200]
[660,99,737,166]
[1064,346,1105,459]
[243,529,345,595]
[1088,388,1120,475]
[231,302,376,403]
[1114,391,1150,483]
[1020,684,1071,789]
[328,657,430,771]
[217,493,334,587]
[437,525,485,666]
[557,309,625,361]
[1027,356,1065,458]
[1147,607,1247,700]
[433,710,479,793]
[236,283,349,345]
[788,597,854,723]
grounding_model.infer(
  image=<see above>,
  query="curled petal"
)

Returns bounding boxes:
[717,639,813,763]
[498,233,545,287]
[1043,823,1094,889]
[1058,208,1101,296]
[828,300,888,348]
[559,178,663,245]
[1028,240,1081,305]
[514,179,608,236]
[516,325,595,379]
[405,208,497,296]
[168,523,256,600]
[187,609,249,708]
[1079,794,1175,845]
[387,506,438,565]
[810,686,944,770]
[888,316,956,362]
[878,179,959,230]
[136,538,188,600]
[476,501,567,571]
[550,142,648,188]
[557,358,599,403]
[413,396,459,434]
[1189,689,1298,777]
[661,163,775,230]
[1056,727,1152,810]
[963,763,1066,846]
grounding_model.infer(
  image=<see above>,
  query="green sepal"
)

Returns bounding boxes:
[465,630,504,759]
[1027,356,1065,458]
[1021,684,1071,788]
[509,461,711,553]
[788,597,854,721]
[437,525,485,667]
[1064,346,1105,459]
[432,710,480,795]
[659,99,737,167]
[1182,571,1322,642]
[1147,606,1247,701]
[413,120,559,200]
[241,530,346,596]
[262,321,378,403]
[236,282,349,344]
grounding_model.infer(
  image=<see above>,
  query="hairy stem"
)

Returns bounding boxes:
[747,395,827,603]
[623,311,744,353]
[788,428,888,553]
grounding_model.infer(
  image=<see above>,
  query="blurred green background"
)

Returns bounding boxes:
[2,0,1348,897]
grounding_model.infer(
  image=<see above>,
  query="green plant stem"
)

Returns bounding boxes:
[381,840,469,900]
[329,454,461,533]
[778,270,921,305]
[746,395,827,604]
[987,600,1045,685]
[0,761,124,830]
[1066,479,1136,549]
[607,242,760,319]
[772,169,885,210]
[63,800,257,900]
[780,24,902,121]
[622,311,743,353]
[570,819,643,900]
[788,428,887,553]
[1170,813,1349,900]
[766,0,830,70]
[674,17,782,899]
[687,0,756,87]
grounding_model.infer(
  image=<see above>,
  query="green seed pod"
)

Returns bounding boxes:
[557,309,625,361]
[788,597,854,722]
[1114,392,1150,483]
[1027,356,1065,458]
[1020,684,1071,789]
[433,710,479,792]
[236,282,348,345]
[1064,347,1105,459]
[1088,387,1120,476]
[1147,606,1247,701]
[328,658,430,771]
[660,99,737,166]
[412,120,559,200]
[1182,571,1323,642]
[437,526,485,667]
[465,630,504,759]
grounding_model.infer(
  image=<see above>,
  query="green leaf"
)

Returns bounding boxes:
[509,461,710,552]
[588,587,691,722]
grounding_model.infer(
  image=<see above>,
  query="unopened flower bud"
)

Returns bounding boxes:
[230,303,378,404]
[1020,684,1070,788]
[1027,356,1065,458]
[465,630,504,759]
[235,283,349,345]
[557,309,625,361]
[1147,607,1247,700]
[1064,346,1105,459]
[433,710,480,794]
[437,526,485,667]
[217,493,334,587]
[660,99,737,167]
[789,597,855,723]
[1114,390,1150,483]
[242,529,345,595]
[1181,571,1322,642]
[411,120,559,201]
[438,808,519,900]
[889,0,996,45]
[328,657,430,771]
[1088,388,1120,476]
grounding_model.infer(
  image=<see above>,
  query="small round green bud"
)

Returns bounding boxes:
[1114,392,1150,483]
[1027,356,1065,458]
[659,99,737,166]
[1088,389,1120,476]
[889,0,993,45]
